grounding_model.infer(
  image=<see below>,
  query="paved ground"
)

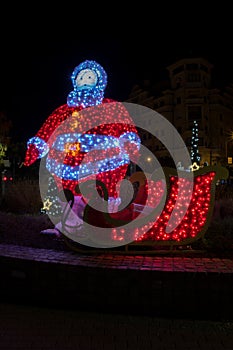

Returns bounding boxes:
[1,302,233,350]
[1,242,233,349]
[1,243,233,272]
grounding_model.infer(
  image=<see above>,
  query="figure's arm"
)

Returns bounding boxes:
[24,104,74,166]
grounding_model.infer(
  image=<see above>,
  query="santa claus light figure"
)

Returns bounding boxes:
[24,60,141,235]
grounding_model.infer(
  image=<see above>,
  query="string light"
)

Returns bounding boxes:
[24,60,141,201]
[24,60,218,246]
[132,171,215,242]
[190,120,201,165]
[67,60,107,108]
[85,171,216,243]
[41,176,62,216]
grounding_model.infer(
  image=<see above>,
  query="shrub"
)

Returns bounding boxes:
[212,198,233,221]
[0,179,43,214]
[204,217,233,253]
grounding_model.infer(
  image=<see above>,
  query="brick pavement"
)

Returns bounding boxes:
[1,243,233,272]
[1,243,233,349]
[1,243,233,321]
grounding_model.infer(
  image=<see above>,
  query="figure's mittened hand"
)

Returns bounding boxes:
[24,144,39,166]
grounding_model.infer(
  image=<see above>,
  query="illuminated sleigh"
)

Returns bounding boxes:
[62,165,228,254]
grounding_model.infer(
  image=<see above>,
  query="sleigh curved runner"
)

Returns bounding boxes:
[61,165,228,254]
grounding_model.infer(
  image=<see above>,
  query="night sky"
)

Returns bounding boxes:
[1,31,233,143]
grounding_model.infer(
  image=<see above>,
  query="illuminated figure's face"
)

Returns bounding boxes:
[67,60,108,108]
[75,69,98,90]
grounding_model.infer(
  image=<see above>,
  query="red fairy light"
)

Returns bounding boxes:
[136,171,215,242]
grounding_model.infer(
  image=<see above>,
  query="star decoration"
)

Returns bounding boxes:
[42,198,53,211]
[190,162,200,172]
[64,142,81,156]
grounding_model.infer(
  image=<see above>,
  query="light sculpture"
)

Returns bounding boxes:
[23,60,228,252]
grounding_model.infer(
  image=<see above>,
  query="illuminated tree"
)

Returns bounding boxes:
[190,120,201,165]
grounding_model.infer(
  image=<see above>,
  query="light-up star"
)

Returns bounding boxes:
[190,162,200,171]
[42,198,53,211]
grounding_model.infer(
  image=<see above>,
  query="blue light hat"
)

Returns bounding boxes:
[67,60,108,107]
[71,60,107,92]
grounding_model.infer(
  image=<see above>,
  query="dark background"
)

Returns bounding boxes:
[1,16,233,142]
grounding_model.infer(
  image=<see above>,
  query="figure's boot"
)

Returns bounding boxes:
[55,195,87,238]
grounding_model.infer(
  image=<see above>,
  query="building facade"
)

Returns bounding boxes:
[0,112,12,168]
[127,57,233,167]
